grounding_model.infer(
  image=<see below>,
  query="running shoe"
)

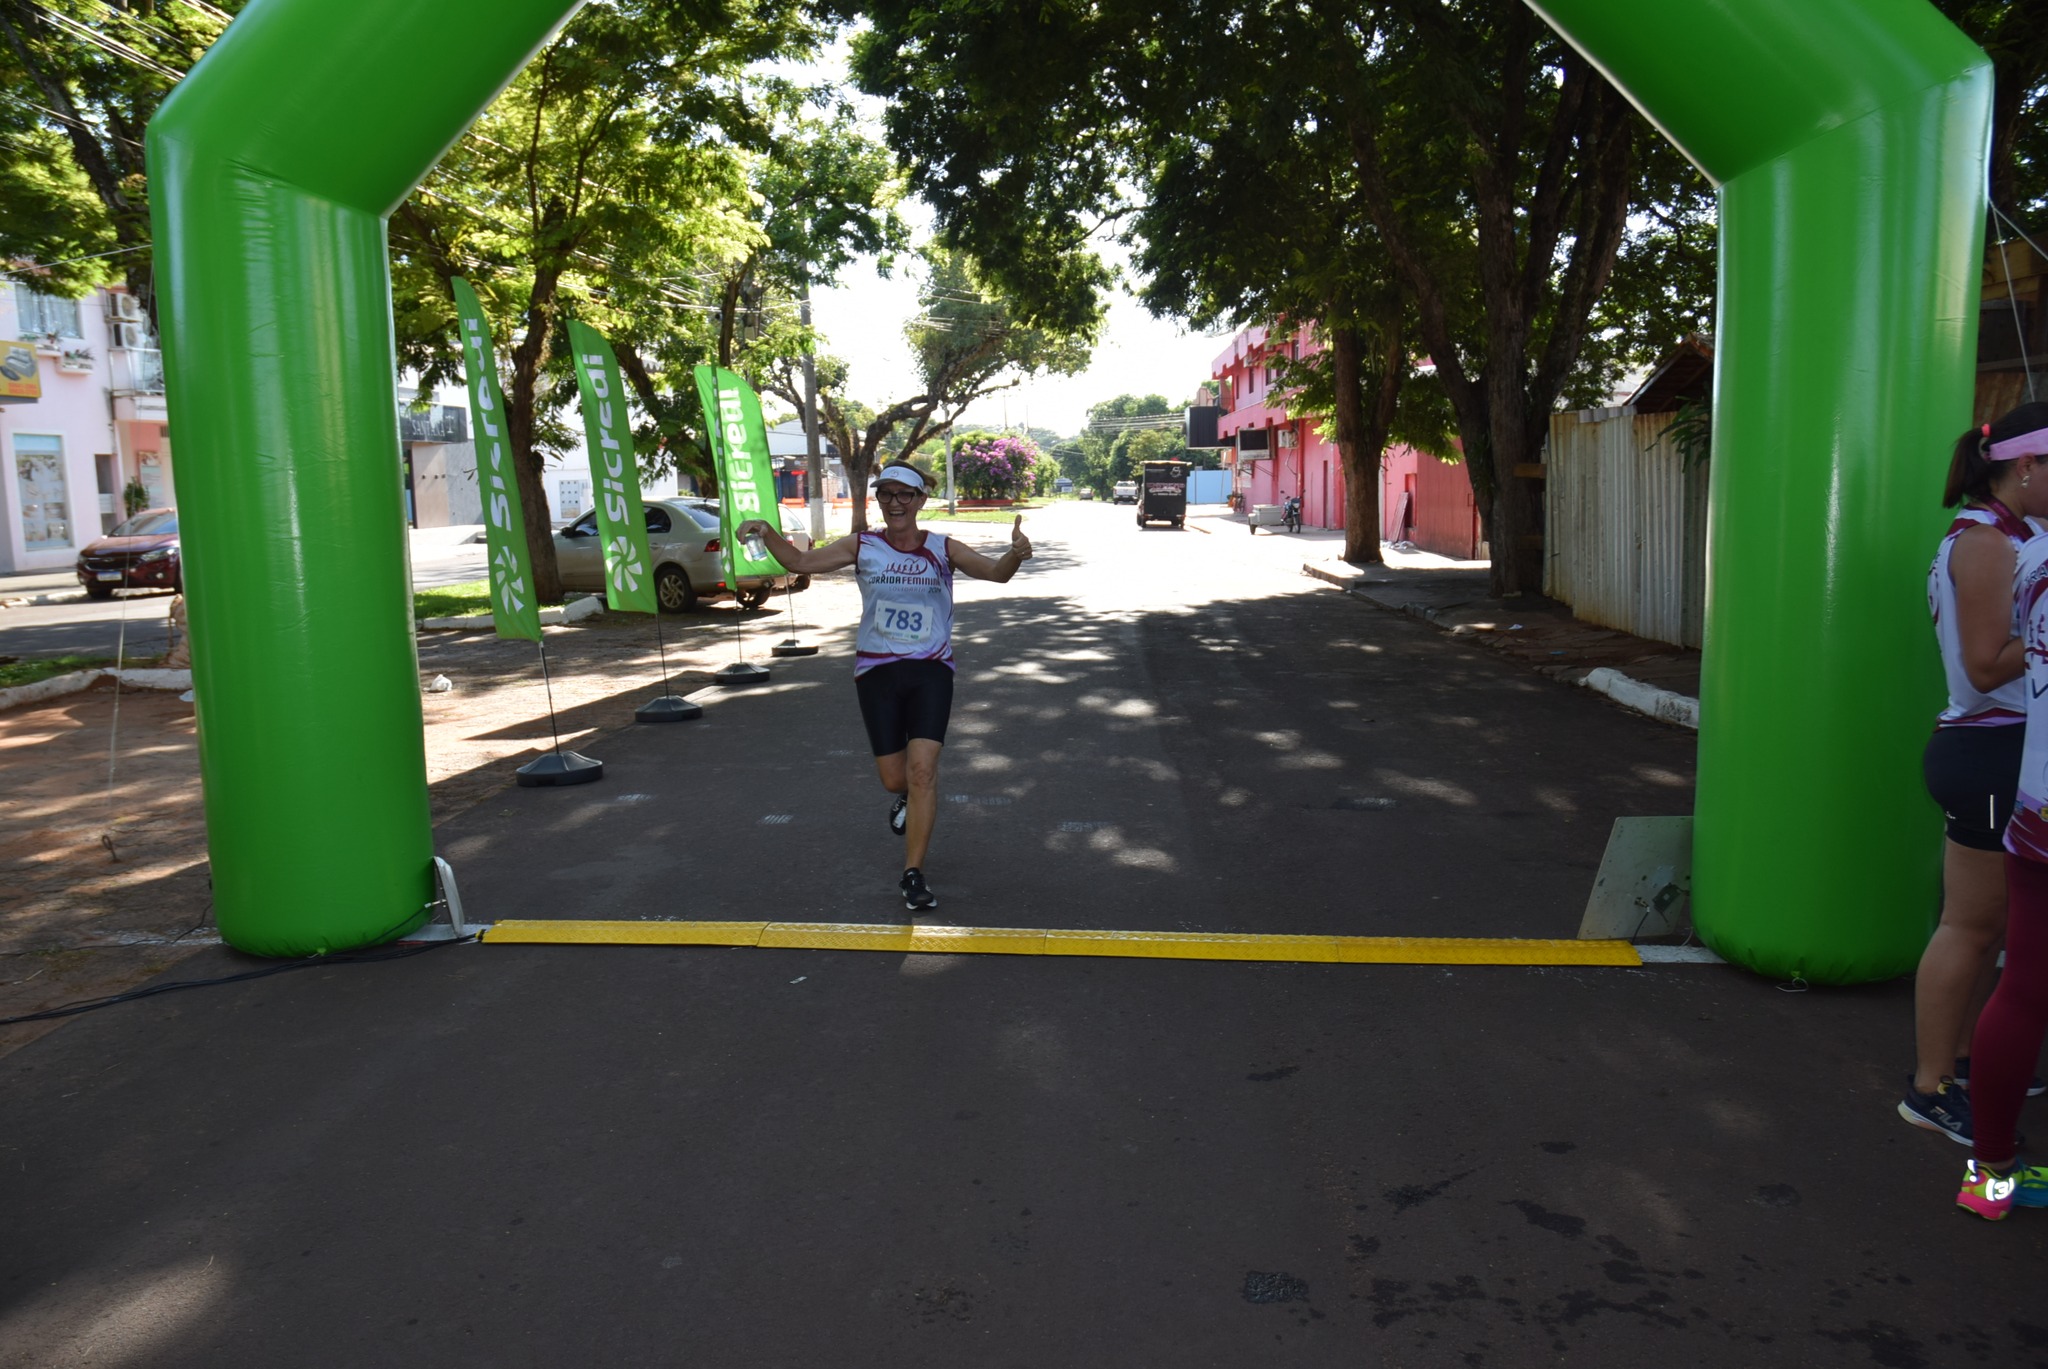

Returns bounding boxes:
[1957,1159,2020,1220]
[1952,1057,2048,1098]
[900,867,937,911]
[1954,1159,2048,1219]
[889,794,908,836]
[1900,1075,1974,1145]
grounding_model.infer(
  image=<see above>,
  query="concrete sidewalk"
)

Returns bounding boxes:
[1302,554,1704,704]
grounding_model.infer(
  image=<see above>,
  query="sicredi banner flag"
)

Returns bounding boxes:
[567,319,658,615]
[450,280,541,642]
[691,365,785,584]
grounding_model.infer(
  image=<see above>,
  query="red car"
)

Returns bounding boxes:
[76,507,181,599]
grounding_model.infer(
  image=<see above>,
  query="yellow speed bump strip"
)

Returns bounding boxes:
[481,920,1641,967]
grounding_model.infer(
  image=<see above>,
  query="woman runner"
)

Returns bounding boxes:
[736,461,1032,911]
[1957,405,2048,1218]
[1907,401,2048,1145]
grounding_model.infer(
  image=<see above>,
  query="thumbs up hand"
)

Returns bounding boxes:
[1010,514,1033,562]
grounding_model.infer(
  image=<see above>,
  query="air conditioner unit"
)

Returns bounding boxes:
[1276,428,1297,449]
[110,293,144,322]
[112,321,148,351]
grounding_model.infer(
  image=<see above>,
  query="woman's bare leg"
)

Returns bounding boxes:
[903,739,943,870]
[1915,840,2009,1093]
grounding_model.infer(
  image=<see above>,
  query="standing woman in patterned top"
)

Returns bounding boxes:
[737,461,1032,911]
[1957,404,2048,1218]
[1908,402,2048,1149]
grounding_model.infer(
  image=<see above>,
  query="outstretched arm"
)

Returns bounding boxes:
[734,519,860,576]
[949,515,1034,583]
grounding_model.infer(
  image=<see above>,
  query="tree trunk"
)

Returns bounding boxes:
[505,268,564,602]
[1486,409,1543,596]
[1331,323,1399,565]
[1482,364,1540,595]
[847,461,873,533]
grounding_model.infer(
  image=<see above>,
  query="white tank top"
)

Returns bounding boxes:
[854,531,955,676]
[2006,537,2048,862]
[1930,502,2034,727]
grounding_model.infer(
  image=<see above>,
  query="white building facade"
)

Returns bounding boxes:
[0,282,171,573]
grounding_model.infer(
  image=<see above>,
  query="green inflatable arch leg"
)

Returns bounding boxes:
[150,0,1990,978]
[1528,0,1992,982]
[146,0,583,956]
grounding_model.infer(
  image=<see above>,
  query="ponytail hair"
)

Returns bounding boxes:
[1946,401,2048,507]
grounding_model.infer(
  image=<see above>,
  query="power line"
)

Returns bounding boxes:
[25,2,186,81]
[0,90,146,152]
[0,242,148,280]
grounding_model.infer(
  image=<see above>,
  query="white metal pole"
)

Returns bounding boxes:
[946,431,957,516]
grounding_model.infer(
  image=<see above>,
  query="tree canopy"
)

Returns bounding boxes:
[0,0,242,305]
[766,245,1093,524]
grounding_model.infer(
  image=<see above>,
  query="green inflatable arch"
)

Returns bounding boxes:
[148,0,1991,979]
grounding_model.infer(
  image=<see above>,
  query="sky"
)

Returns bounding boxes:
[786,39,1233,440]
[809,231,1233,440]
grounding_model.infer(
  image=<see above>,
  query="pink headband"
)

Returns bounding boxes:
[1990,425,2048,462]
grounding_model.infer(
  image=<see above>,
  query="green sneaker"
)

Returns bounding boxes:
[1955,1159,2048,1220]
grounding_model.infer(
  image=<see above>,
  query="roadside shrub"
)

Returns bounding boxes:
[948,433,1042,499]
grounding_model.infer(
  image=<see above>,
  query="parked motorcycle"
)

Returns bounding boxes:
[1281,495,1301,534]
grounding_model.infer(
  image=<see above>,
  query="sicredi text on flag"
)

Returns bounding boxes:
[465,318,528,620]
[721,386,765,515]
[585,353,633,526]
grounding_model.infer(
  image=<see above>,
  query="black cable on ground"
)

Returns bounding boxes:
[0,935,475,1027]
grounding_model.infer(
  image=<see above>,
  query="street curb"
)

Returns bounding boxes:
[1577,666,1699,731]
[1,590,89,608]
[1305,559,1701,732]
[419,595,603,631]
[0,666,195,715]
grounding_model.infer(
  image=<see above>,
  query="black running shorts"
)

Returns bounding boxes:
[1923,722,2024,852]
[855,659,955,756]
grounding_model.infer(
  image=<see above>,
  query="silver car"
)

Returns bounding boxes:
[552,497,813,612]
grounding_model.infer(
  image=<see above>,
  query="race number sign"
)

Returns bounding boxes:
[450,279,541,642]
[567,319,657,615]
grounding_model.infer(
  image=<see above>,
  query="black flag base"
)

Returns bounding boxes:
[713,661,772,686]
[770,638,819,658]
[516,751,605,787]
[636,693,703,723]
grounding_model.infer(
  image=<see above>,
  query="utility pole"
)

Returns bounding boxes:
[799,287,825,544]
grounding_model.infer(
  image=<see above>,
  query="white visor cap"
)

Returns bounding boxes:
[875,467,927,494]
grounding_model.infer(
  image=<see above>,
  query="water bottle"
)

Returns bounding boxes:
[743,530,767,562]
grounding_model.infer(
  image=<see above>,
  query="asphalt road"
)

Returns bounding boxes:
[5,502,2041,1368]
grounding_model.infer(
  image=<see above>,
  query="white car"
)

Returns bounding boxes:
[1112,480,1138,504]
[553,498,812,612]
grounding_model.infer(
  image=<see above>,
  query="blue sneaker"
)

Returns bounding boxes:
[1953,1057,2048,1098]
[1901,1075,1974,1146]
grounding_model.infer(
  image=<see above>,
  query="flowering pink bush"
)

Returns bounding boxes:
[950,433,1041,499]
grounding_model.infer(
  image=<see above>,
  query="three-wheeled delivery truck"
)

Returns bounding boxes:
[1136,459,1190,529]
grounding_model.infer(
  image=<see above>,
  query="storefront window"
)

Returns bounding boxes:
[15,434,72,550]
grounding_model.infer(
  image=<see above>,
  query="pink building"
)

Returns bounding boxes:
[0,282,172,572]
[1380,444,1484,560]
[1210,321,1480,558]
[1212,323,1347,530]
